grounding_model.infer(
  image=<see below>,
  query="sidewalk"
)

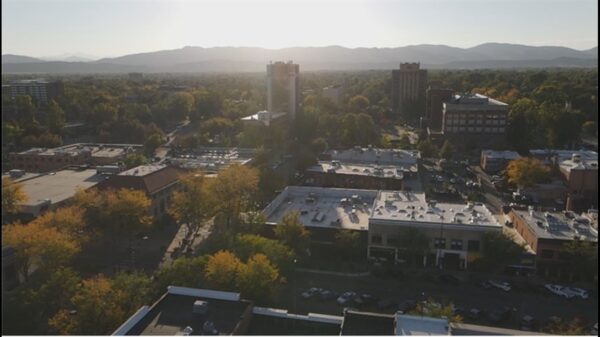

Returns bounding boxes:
[158,219,213,268]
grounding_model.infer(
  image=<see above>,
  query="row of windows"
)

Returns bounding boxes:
[447,113,505,119]
[370,235,480,252]
[446,119,506,125]
[446,127,505,133]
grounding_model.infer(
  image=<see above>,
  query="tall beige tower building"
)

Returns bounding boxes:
[267,61,299,120]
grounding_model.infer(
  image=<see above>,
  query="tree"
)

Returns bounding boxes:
[310,137,328,154]
[543,316,588,335]
[471,231,526,273]
[2,221,80,281]
[348,95,370,112]
[334,230,361,259]
[408,298,463,323]
[2,177,27,220]
[396,227,430,267]
[581,121,597,138]
[273,212,310,255]
[167,92,194,121]
[206,164,259,228]
[33,206,87,240]
[236,253,279,303]
[152,256,209,297]
[204,250,241,291]
[234,234,295,272]
[506,157,551,188]
[398,132,412,149]
[123,153,148,169]
[168,173,211,237]
[417,139,438,158]
[562,240,598,281]
[144,132,164,156]
[439,140,454,159]
[48,274,144,335]
[104,189,152,235]
[45,100,65,134]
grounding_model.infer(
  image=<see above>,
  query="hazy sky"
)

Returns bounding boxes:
[2,0,597,58]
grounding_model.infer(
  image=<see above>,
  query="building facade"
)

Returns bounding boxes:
[322,85,344,106]
[267,61,300,119]
[391,63,427,116]
[425,86,454,131]
[7,79,64,103]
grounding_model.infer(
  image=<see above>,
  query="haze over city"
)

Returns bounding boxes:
[2,0,598,58]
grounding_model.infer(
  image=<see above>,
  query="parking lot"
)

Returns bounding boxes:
[273,269,598,331]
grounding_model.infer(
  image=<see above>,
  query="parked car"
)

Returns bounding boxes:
[337,292,357,305]
[489,280,511,291]
[319,290,338,301]
[520,315,539,331]
[544,284,573,298]
[301,287,323,299]
[563,287,589,299]
[439,274,460,285]
[377,299,397,310]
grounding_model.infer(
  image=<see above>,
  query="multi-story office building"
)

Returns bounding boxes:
[425,86,454,131]
[7,79,64,103]
[441,93,509,148]
[391,63,427,115]
[267,61,300,119]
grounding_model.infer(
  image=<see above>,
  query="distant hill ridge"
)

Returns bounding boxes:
[2,43,597,73]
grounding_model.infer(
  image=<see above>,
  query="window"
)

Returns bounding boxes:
[467,240,480,252]
[371,235,382,244]
[387,236,398,246]
[541,249,554,259]
[451,239,463,250]
[434,238,446,249]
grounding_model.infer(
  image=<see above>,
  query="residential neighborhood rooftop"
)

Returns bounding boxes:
[327,147,420,166]
[306,161,408,179]
[513,209,598,242]
[167,147,255,172]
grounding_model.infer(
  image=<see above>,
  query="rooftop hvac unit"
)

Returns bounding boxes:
[192,300,208,315]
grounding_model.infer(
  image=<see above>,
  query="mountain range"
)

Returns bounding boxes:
[2,43,597,73]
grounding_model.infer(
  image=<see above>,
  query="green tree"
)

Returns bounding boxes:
[152,256,209,297]
[123,153,148,169]
[471,231,526,273]
[45,100,66,134]
[398,132,412,149]
[562,240,598,281]
[236,253,279,303]
[144,132,165,156]
[439,140,454,159]
[204,250,241,291]
[417,139,438,158]
[334,230,361,259]
[506,157,551,188]
[348,95,370,113]
[234,234,295,272]
[396,227,430,267]
[273,212,310,255]
[167,92,195,121]
[168,173,211,236]
[408,298,463,323]
[2,177,27,220]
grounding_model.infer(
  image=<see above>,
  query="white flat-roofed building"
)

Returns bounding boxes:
[305,161,405,190]
[2,168,105,220]
[262,186,378,232]
[167,147,255,173]
[327,147,421,167]
[395,314,450,336]
[368,190,501,269]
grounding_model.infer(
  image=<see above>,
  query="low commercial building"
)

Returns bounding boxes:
[2,168,105,220]
[95,164,187,218]
[480,150,519,173]
[304,161,405,190]
[262,186,377,241]
[9,143,143,172]
[166,147,255,175]
[368,191,501,269]
[508,208,598,267]
[114,286,545,336]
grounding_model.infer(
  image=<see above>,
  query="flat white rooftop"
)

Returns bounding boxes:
[481,150,519,160]
[513,210,598,242]
[370,191,500,229]
[395,314,450,336]
[307,161,407,178]
[119,164,166,177]
[328,147,420,166]
[241,110,287,126]
[262,186,377,231]
[167,147,254,172]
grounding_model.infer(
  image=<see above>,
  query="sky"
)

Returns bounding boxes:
[2,0,598,59]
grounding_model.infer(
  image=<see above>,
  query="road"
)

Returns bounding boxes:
[155,119,191,162]
[159,218,214,268]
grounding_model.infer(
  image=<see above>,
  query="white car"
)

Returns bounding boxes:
[488,280,511,291]
[564,287,589,299]
[544,284,574,298]
[337,292,357,305]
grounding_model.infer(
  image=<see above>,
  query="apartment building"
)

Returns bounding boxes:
[391,63,427,115]
[7,79,64,103]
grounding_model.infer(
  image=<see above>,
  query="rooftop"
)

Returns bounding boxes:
[306,161,408,179]
[119,164,167,177]
[449,322,547,335]
[167,147,255,172]
[14,143,142,158]
[241,110,287,126]
[341,310,395,335]
[97,165,186,195]
[327,147,420,166]
[395,314,450,336]
[262,186,378,231]
[450,93,507,106]
[513,209,598,242]
[481,150,519,160]
[248,307,343,335]
[114,286,252,336]
[370,191,501,229]
[3,169,104,209]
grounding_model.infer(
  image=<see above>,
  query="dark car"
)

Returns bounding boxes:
[439,274,460,285]
[397,300,417,313]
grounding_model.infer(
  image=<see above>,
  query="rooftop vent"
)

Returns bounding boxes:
[193,300,208,315]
